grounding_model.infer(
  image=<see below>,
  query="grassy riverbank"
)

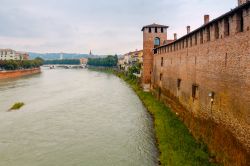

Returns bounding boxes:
[90,68,217,166]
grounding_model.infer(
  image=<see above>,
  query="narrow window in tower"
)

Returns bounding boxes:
[160,73,163,81]
[192,84,199,99]
[154,49,157,54]
[195,34,197,45]
[161,27,164,33]
[177,79,182,90]
[161,57,164,67]
[214,22,219,39]
[190,36,193,47]
[149,28,152,33]
[200,30,203,44]
[207,27,211,41]
[224,17,230,36]
[155,28,158,33]
[237,11,244,32]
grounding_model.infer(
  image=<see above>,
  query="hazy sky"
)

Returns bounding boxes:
[0,0,237,54]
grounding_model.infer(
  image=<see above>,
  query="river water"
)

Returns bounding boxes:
[0,68,158,166]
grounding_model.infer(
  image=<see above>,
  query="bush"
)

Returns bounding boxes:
[9,102,25,111]
[87,55,118,67]
[0,58,44,70]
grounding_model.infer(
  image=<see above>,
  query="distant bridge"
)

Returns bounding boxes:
[43,64,86,69]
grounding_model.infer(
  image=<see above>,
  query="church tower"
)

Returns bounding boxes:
[141,23,168,90]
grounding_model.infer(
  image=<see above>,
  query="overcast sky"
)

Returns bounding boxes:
[0,0,237,54]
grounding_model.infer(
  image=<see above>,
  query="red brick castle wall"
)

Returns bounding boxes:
[143,2,250,165]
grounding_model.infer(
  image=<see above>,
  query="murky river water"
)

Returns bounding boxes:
[0,68,158,166]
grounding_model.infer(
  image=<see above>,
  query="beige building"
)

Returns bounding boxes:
[0,49,17,60]
[0,49,29,60]
[119,50,143,71]
[79,58,88,65]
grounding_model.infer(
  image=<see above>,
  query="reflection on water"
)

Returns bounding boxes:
[0,68,158,166]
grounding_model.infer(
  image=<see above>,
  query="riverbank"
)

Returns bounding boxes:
[0,68,41,80]
[90,68,218,166]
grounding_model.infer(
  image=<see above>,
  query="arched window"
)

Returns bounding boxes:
[154,37,160,47]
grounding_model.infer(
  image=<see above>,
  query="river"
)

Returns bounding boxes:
[0,68,158,166]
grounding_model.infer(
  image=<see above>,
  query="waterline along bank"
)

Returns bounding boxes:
[0,68,158,166]
[90,68,218,166]
[0,68,41,80]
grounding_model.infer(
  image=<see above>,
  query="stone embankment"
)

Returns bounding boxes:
[0,68,41,80]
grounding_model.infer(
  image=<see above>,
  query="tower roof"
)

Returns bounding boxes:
[141,23,169,31]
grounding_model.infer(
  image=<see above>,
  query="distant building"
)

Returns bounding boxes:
[22,53,29,60]
[119,50,143,71]
[0,49,30,60]
[79,58,88,65]
[0,49,17,60]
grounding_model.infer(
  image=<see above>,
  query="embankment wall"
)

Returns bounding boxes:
[0,68,41,80]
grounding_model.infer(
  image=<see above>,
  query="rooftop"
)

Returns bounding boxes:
[0,49,15,51]
[142,23,169,31]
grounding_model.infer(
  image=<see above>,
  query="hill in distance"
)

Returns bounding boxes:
[29,52,122,60]
[29,52,96,60]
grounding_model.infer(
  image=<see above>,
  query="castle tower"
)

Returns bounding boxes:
[141,23,168,90]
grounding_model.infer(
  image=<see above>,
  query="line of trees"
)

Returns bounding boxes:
[44,59,80,65]
[87,55,118,67]
[0,58,44,70]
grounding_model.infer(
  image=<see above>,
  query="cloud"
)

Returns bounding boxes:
[0,0,237,54]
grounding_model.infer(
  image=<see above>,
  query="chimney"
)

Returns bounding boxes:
[174,33,177,40]
[204,15,210,24]
[187,26,191,34]
[238,0,248,6]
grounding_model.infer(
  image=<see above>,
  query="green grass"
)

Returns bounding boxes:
[90,68,218,166]
[116,73,217,166]
[9,102,24,111]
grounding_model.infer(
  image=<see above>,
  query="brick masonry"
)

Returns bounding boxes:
[143,2,250,166]
[142,25,168,87]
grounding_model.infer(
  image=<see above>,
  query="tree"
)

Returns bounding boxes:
[87,55,118,67]
[0,59,44,70]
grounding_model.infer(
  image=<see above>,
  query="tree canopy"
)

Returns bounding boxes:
[87,55,118,67]
[0,58,44,70]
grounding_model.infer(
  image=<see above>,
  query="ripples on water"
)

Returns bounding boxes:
[0,68,158,166]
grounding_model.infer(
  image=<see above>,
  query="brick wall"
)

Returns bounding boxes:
[142,27,167,86]
[151,4,250,166]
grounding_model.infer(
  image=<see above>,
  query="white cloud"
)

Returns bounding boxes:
[0,0,236,54]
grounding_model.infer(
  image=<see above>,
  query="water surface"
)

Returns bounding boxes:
[0,68,158,166]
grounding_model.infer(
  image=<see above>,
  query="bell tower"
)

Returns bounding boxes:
[141,23,168,90]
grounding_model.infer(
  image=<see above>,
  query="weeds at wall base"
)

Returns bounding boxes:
[89,68,219,166]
